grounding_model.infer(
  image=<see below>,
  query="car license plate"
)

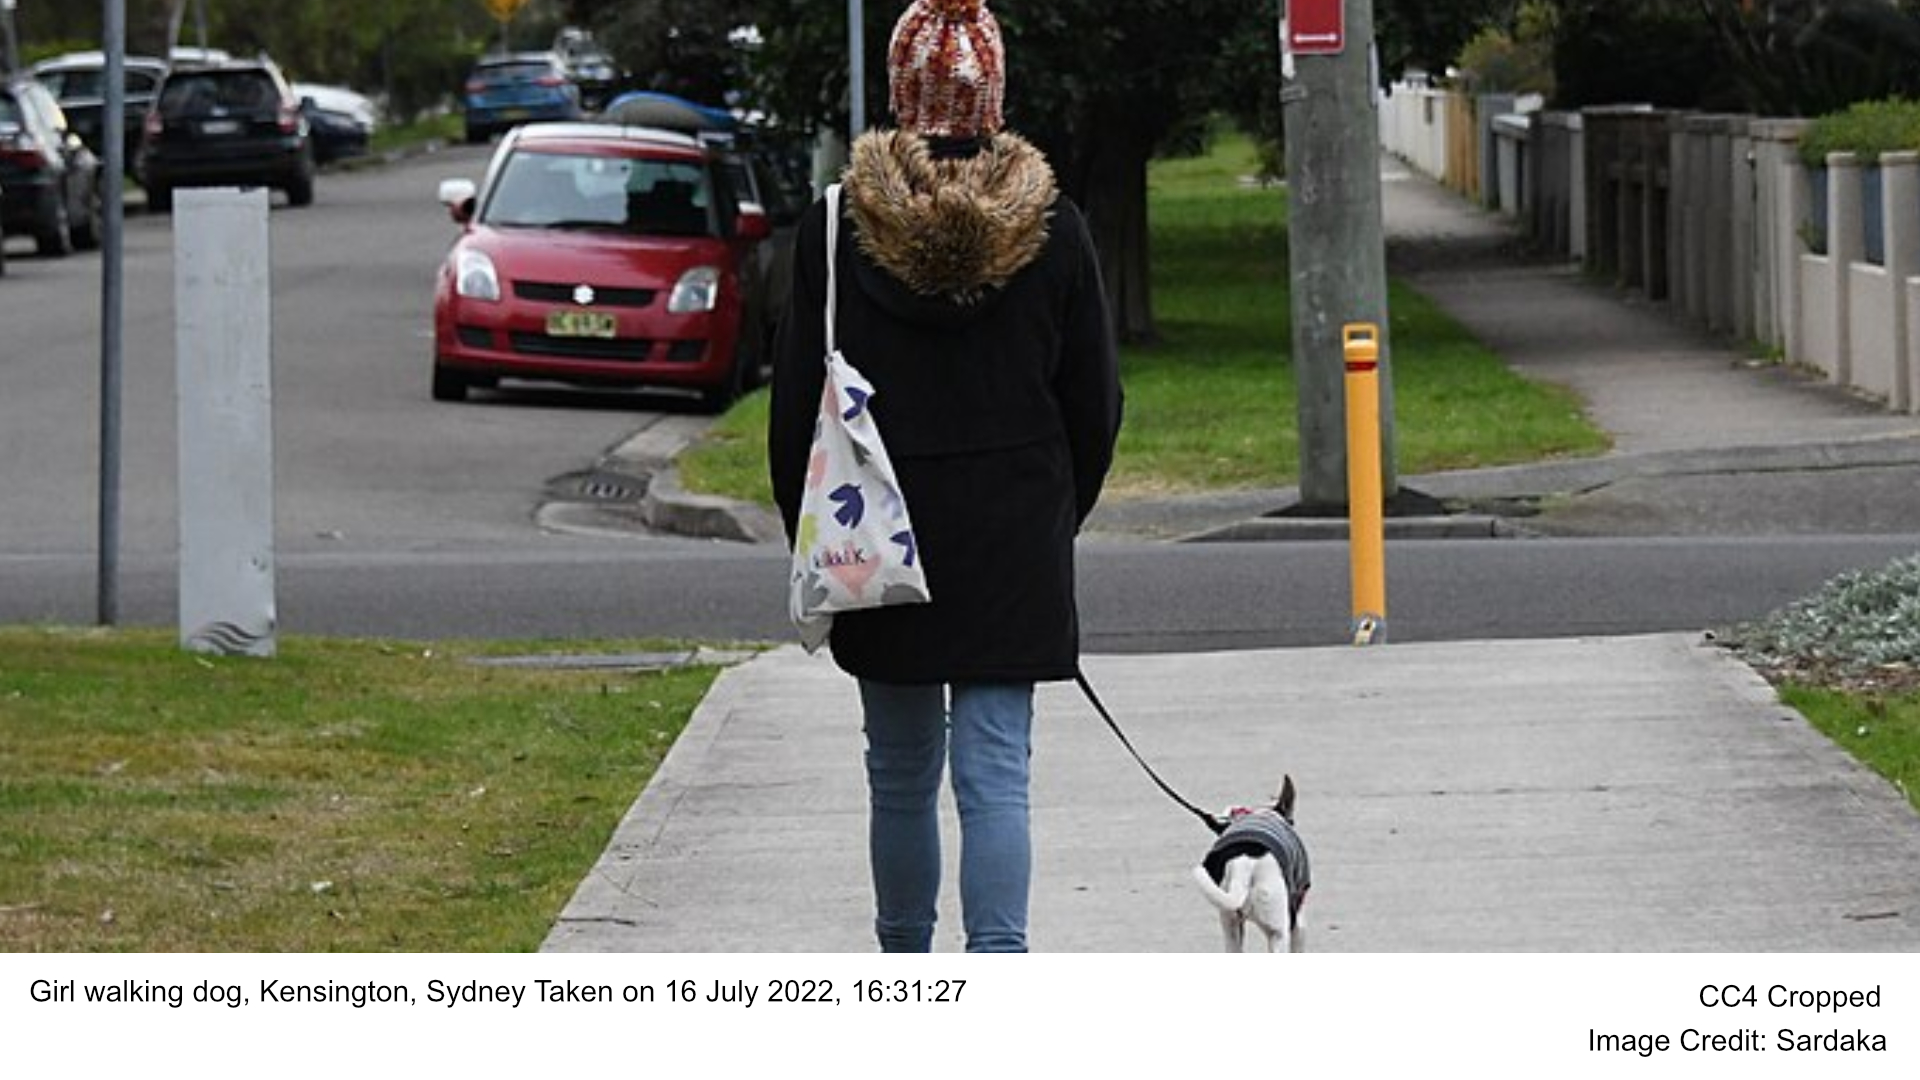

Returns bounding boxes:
[500,108,529,120]
[547,310,617,339]
[200,118,243,136]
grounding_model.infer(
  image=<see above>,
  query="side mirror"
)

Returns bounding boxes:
[438,178,478,225]
[734,203,772,243]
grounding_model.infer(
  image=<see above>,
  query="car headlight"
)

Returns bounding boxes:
[668,266,720,313]
[455,249,500,302]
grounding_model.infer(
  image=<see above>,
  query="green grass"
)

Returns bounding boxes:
[682,390,775,507]
[679,130,1606,504]
[370,111,464,155]
[0,627,720,951]
[1779,686,1920,813]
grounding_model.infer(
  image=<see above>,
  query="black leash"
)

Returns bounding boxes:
[1074,671,1226,835]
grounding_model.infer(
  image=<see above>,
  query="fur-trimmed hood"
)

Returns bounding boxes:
[842,129,1057,305]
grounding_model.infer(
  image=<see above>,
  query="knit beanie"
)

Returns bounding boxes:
[887,0,1005,138]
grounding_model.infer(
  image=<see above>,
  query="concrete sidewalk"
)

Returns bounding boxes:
[545,637,1920,952]
[541,162,1920,953]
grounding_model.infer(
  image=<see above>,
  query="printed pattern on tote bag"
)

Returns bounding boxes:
[788,186,931,652]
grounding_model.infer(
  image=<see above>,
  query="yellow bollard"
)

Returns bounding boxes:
[1343,323,1387,645]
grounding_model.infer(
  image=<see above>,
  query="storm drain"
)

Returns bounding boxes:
[549,468,649,504]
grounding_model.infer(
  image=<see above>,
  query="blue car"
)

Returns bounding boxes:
[462,53,581,144]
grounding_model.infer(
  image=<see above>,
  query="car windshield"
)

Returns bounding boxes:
[160,73,278,117]
[483,151,717,237]
[39,69,103,99]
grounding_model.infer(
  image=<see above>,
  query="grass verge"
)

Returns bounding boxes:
[0,627,719,951]
[678,130,1607,505]
[1778,686,1919,814]
[1721,553,1920,814]
[370,111,464,156]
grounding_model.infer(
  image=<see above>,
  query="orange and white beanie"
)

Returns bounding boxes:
[887,0,1005,138]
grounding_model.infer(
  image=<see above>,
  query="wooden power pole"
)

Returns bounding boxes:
[1282,0,1396,511]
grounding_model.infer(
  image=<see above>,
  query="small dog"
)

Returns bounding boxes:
[1190,776,1310,953]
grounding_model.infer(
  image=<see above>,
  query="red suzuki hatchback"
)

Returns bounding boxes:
[431,123,772,410]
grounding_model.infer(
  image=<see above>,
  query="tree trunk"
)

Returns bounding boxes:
[1076,134,1158,345]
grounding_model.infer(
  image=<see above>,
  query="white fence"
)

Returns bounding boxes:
[1378,83,1920,415]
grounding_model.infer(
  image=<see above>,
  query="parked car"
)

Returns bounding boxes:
[30,50,170,174]
[138,57,316,211]
[461,53,581,144]
[0,74,103,256]
[598,93,807,384]
[431,122,772,410]
[292,82,376,164]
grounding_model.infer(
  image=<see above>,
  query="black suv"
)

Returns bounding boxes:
[0,74,104,256]
[138,58,316,211]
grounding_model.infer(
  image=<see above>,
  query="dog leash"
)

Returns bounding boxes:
[1074,671,1227,835]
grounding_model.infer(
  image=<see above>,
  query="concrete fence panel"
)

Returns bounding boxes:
[1382,93,1918,415]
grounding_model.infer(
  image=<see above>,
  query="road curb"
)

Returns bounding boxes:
[638,468,783,545]
[1183,514,1531,542]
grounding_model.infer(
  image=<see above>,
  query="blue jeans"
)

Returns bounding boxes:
[858,680,1033,953]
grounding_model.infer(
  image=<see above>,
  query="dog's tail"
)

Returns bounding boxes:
[1190,863,1250,913]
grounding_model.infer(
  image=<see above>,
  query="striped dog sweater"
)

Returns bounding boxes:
[1202,808,1310,920]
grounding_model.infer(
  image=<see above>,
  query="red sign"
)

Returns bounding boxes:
[1288,0,1346,55]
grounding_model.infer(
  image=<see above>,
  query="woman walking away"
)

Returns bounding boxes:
[767,0,1123,953]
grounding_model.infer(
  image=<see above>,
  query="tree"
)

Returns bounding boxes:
[1692,0,1920,115]
[1375,0,1522,78]
[15,0,520,119]
[597,0,749,107]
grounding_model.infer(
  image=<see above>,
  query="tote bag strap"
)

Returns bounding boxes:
[823,183,842,356]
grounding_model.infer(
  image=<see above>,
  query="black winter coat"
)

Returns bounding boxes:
[767,131,1122,685]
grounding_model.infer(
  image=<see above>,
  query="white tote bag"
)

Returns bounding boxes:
[788,185,932,652]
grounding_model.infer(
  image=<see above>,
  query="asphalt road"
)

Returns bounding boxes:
[2,146,1917,651]
[0,142,712,557]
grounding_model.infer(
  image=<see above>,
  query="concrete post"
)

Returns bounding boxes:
[1883,152,1919,412]
[175,189,277,658]
[1569,115,1586,263]
[1706,118,1735,333]
[1480,93,1514,210]
[1668,118,1690,317]
[1753,119,1812,362]
[1731,126,1756,339]
[1829,152,1863,388]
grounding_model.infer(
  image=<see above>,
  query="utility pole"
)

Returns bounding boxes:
[1,0,20,75]
[848,0,867,139]
[1281,0,1396,510]
[99,0,126,625]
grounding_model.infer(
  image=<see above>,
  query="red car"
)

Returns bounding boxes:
[432,123,771,410]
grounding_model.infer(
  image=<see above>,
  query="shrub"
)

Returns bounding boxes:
[1800,98,1920,166]
[1723,553,1920,686]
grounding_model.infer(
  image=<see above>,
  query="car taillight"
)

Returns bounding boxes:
[534,74,567,88]
[0,129,47,169]
[278,102,301,134]
[465,79,486,94]
[143,110,163,139]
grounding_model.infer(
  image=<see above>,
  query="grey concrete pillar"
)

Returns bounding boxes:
[1883,152,1919,412]
[1731,127,1756,340]
[175,188,277,658]
[1705,118,1735,332]
[1828,152,1863,387]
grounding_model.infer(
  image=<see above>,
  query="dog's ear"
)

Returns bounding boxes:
[1275,775,1296,819]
